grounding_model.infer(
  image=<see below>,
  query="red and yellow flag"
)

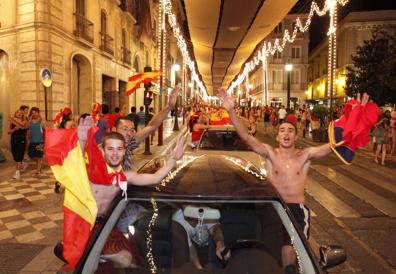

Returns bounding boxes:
[45,128,97,269]
[125,71,160,96]
[210,108,231,125]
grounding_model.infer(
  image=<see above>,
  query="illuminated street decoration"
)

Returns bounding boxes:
[227,0,349,95]
[147,198,159,274]
[162,0,208,101]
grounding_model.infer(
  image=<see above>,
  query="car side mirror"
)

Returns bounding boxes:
[319,245,347,270]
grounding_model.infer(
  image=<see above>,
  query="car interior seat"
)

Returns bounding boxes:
[133,205,174,269]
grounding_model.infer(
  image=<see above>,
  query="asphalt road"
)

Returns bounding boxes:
[255,125,396,274]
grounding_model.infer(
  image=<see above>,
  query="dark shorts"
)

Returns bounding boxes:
[28,142,44,158]
[11,137,27,162]
[282,203,310,245]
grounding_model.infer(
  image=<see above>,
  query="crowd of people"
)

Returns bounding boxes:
[2,87,395,272]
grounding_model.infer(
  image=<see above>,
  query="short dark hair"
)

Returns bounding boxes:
[102,132,125,149]
[115,107,120,113]
[140,106,144,111]
[114,116,133,129]
[277,121,297,133]
[131,106,136,113]
[29,107,40,116]
[102,104,109,114]
[19,105,29,111]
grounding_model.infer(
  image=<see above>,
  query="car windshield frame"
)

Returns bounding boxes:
[77,196,321,274]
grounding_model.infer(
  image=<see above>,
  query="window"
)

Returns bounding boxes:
[122,29,127,50]
[274,22,283,34]
[101,10,107,34]
[272,70,282,84]
[292,47,300,59]
[274,51,282,59]
[76,0,85,16]
[291,70,300,84]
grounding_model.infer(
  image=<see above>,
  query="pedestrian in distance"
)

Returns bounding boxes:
[126,106,140,132]
[8,109,28,179]
[27,107,46,176]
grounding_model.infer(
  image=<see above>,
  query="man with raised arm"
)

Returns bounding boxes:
[218,88,376,274]
[119,86,180,171]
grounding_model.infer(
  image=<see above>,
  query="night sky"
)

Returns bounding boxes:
[291,0,396,50]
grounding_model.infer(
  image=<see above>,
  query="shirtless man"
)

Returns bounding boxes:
[218,88,369,273]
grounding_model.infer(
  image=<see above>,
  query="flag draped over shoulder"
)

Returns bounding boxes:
[45,128,97,269]
[125,71,160,96]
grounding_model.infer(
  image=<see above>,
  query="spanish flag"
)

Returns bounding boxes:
[125,71,160,96]
[210,108,231,125]
[45,128,97,269]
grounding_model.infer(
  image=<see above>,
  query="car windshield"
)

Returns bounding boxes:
[199,130,251,151]
[87,199,313,274]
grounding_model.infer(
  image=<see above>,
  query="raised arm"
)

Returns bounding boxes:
[77,116,94,151]
[134,86,179,143]
[306,143,332,160]
[218,88,272,158]
[125,135,186,185]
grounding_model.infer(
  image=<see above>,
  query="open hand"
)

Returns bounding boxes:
[217,88,235,111]
[168,86,180,110]
[77,116,94,143]
[171,135,187,161]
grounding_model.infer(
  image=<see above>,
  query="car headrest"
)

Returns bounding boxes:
[136,206,173,231]
[183,205,220,220]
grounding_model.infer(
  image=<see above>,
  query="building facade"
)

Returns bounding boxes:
[248,14,309,109]
[0,0,170,147]
[307,10,396,104]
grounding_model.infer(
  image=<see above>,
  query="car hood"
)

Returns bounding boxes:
[132,154,279,200]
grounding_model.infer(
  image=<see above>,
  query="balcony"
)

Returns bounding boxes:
[122,47,131,65]
[100,33,114,55]
[74,14,94,43]
[119,0,139,22]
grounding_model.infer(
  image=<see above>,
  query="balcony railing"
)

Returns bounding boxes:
[122,47,131,65]
[119,0,138,22]
[75,14,94,43]
[100,33,114,55]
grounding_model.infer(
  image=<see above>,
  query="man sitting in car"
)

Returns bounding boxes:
[172,205,230,270]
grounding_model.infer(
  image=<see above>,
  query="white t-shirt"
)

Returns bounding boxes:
[278,108,287,119]
[172,209,217,247]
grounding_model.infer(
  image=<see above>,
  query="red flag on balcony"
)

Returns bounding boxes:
[125,71,160,96]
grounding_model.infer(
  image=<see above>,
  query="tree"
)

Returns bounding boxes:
[345,29,396,106]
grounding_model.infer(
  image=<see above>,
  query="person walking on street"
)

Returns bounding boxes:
[28,107,46,175]
[372,113,390,165]
[9,109,28,179]
[278,105,287,124]
[126,106,139,132]
[137,106,145,130]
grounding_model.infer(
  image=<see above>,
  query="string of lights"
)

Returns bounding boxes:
[226,0,349,95]
[147,198,159,274]
[162,0,209,100]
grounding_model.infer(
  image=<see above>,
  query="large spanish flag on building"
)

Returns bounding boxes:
[125,71,160,96]
[45,128,97,269]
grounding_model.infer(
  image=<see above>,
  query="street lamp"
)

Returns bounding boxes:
[171,64,180,131]
[285,63,293,111]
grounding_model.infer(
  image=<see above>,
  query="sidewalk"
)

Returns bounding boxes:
[0,117,183,274]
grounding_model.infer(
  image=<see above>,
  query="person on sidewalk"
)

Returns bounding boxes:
[137,106,145,130]
[219,89,377,274]
[8,109,28,179]
[372,113,390,165]
[28,107,46,176]
[126,106,139,132]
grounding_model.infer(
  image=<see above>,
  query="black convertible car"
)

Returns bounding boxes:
[65,154,346,273]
